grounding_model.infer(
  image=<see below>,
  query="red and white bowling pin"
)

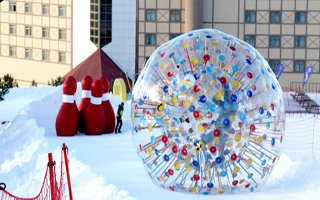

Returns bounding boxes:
[78,75,93,133]
[99,76,115,133]
[56,76,79,136]
[84,79,105,135]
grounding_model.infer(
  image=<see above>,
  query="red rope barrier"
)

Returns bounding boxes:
[0,144,72,200]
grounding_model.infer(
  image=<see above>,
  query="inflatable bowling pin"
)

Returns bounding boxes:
[84,80,105,135]
[78,75,93,133]
[99,76,115,133]
[56,76,78,136]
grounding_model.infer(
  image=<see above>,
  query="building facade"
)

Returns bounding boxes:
[137,0,320,88]
[0,0,97,86]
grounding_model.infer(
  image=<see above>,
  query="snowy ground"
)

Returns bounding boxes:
[1,86,320,200]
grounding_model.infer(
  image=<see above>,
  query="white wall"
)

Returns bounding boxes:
[102,0,136,80]
[72,0,97,67]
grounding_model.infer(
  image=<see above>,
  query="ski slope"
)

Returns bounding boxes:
[0,86,320,200]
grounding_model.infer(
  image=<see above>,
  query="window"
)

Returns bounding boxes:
[245,11,256,23]
[9,24,16,35]
[294,60,305,72]
[170,10,181,22]
[146,33,156,45]
[42,28,49,38]
[295,36,306,48]
[58,6,66,17]
[244,35,256,47]
[268,60,281,72]
[9,46,16,57]
[25,3,32,14]
[146,9,156,21]
[170,33,180,40]
[42,5,49,15]
[25,48,32,59]
[269,35,281,48]
[42,50,49,61]
[270,11,281,23]
[9,2,16,12]
[59,52,66,63]
[59,29,66,40]
[25,26,32,36]
[295,11,307,24]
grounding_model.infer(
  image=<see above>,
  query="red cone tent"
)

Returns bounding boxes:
[64,49,131,91]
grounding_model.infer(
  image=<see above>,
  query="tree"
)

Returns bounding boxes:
[0,74,19,101]
[48,76,64,86]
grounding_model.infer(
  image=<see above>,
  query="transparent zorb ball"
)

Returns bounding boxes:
[131,29,285,195]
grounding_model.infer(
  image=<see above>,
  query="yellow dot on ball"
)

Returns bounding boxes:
[174,162,180,170]
[186,165,192,172]
[147,148,153,156]
[215,92,223,100]
[161,63,167,70]
[171,96,178,105]
[191,58,198,65]
[257,136,263,144]
[232,81,240,88]
[227,141,233,147]
[212,41,219,47]
[190,187,197,193]
[234,134,241,142]
[198,124,204,133]
[182,42,189,48]
[246,158,253,166]
[183,99,191,108]
[147,124,153,132]
[233,166,240,173]
[210,79,216,85]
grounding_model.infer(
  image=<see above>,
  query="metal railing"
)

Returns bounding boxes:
[290,82,320,93]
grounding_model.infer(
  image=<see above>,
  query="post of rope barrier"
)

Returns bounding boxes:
[62,143,73,200]
[48,153,56,200]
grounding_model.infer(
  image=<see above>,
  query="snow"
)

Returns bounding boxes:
[1,86,320,200]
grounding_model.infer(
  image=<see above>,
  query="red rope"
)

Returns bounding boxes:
[1,145,71,200]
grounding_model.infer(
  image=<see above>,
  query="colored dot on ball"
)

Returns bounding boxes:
[271,138,276,146]
[231,153,238,161]
[203,54,210,61]
[250,124,256,132]
[194,84,201,92]
[192,160,199,167]
[164,155,169,161]
[168,169,174,176]
[161,135,168,143]
[215,157,223,164]
[259,107,264,114]
[172,145,178,153]
[232,180,238,186]
[210,146,217,153]
[247,72,253,79]
[247,90,253,97]
[223,118,230,127]
[163,85,169,93]
[220,76,227,84]
[194,73,201,80]
[167,71,174,77]
[231,94,237,102]
[193,111,200,118]
[193,174,200,181]
[181,148,188,156]
[207,183,214,188]
[199,95,207,103]
[214,129,220,137]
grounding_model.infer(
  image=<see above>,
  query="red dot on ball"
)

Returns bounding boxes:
[172,145,178,153]
[231,153,237,161]
[247,72,253,79]
[220,77,227,84]
[168,169,174,176]
[210,146,217,153]
[232,180,239,186]
[214,129,220,137]
[162,135,168,143]
[250,124,256,132]
[193,111,200,118]
[203,54,210,61]
[193,174,200,181]
[181,148,188,156]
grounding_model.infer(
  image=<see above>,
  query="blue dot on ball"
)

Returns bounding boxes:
[223,118,230,127]
[188,105,195,112]
[164,155,169,161]
[169,52,175,58]
[247,90,253,97]
[192,160,199,167]
[199,95,207,103]
[231,94,237,102]
[207,183,214,188]
[194,73,201,80]
[163,85,169,93]
[215,157,223,164]
[224,83,230,89]
[259,107,264,114]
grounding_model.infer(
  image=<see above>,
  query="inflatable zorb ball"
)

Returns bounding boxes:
[131,29,285,194]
